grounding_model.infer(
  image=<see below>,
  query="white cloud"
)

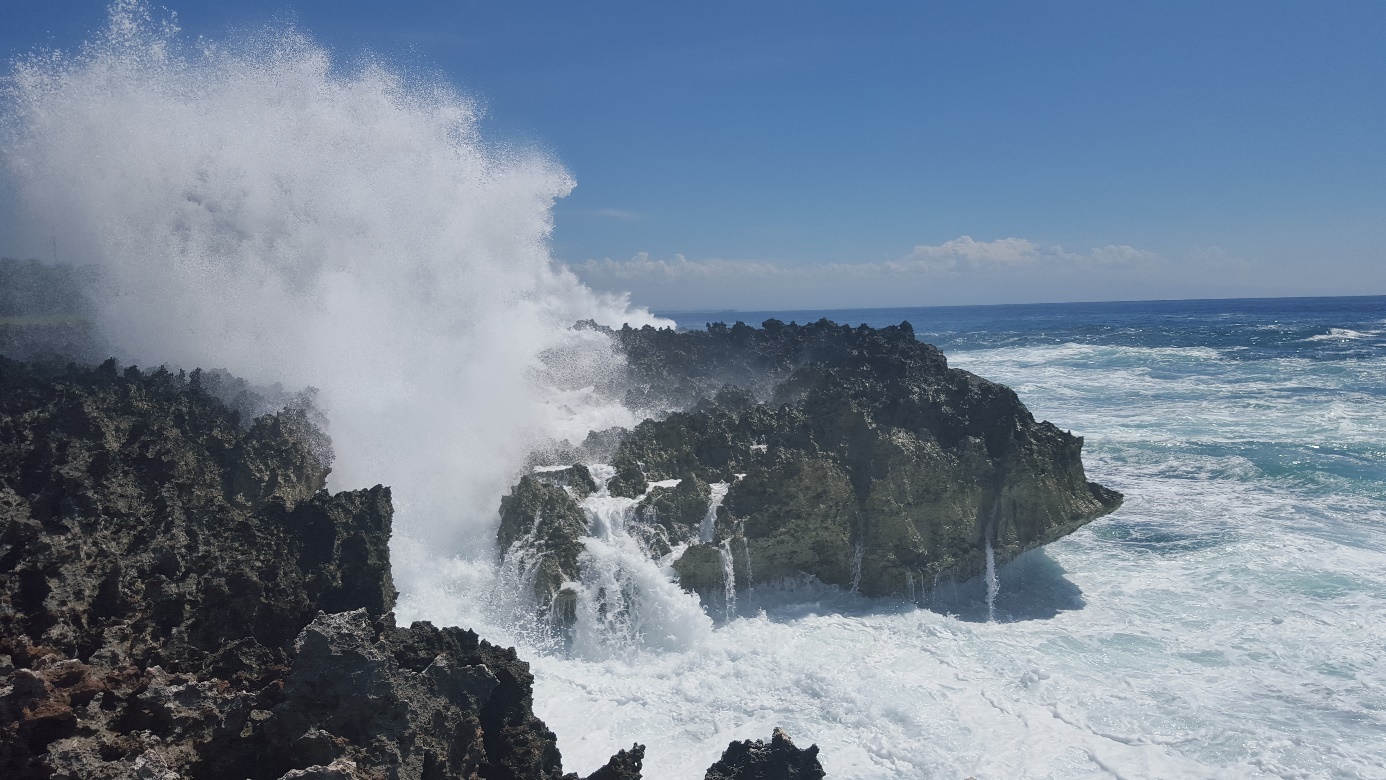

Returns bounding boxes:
[875,236,1158,274]
[589,208,642,220]
[576,252,788,280]
[574,237,1158,283]
[567,236,1173,309]
[888,235,1043,271]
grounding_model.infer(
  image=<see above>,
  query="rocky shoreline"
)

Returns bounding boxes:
[0,358,823,779]
[501,319,1122,621]
[2,308,1121,777]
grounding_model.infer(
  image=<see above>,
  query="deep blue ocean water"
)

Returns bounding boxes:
[507,295,1383,778]
[415,296,1386,779]
[666,295,1386,360]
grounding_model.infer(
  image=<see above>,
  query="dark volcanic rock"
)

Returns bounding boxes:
[515,319,1122,603]
[497,472,590,622]
[0,359,665,779]
[703,728,824,780]
[0,357,392,686]
[265,609,576,780]
[581,745,644,780]
[630,474,711,557]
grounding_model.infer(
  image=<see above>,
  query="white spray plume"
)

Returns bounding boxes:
[1,1,663,562]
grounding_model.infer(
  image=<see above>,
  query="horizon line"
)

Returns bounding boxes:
[652,292,1386,317]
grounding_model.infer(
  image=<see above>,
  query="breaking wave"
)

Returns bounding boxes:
[1,1,660,566]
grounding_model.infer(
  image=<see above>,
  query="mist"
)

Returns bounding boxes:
[0,1,662,570]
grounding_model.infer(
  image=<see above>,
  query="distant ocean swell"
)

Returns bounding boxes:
[524,298,1382,779]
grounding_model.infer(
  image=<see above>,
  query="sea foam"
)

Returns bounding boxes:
[6,6,1386,779]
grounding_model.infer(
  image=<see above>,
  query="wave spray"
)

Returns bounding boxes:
[0,2,659,590]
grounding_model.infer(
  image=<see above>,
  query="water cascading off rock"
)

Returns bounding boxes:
[497,318,1123,624]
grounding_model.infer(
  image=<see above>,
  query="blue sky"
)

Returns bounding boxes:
[3,1,1383,309]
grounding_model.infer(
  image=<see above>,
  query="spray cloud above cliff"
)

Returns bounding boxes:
[0,0,660,555]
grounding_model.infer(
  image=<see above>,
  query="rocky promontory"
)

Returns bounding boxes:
[501,318,1122,613]
[0,357,823,779]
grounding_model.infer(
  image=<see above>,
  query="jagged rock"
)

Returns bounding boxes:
[605,453,647,499]
[497,473,589,619]
[0,357,393,690]
[630,474,711,557]
[533,464,599,500]
[580,744,644,780]
[669,544,726,594]
[703,728,824,780]
[548,319,1122,600]
[276,759,363,780]
[0,359,657,780]
[266,609,514,779]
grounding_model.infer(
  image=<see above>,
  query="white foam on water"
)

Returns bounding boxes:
[1302,327,1378,342]
[529,341,1386,778]
[8,5,1386,778]
[532,464,1386,779]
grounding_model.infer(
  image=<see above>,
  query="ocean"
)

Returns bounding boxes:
[491,296,1386,779]
[6,8,1383,777]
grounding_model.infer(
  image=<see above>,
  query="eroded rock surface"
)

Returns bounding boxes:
[497,472,591,621]
[703,728,824,780]
[505,319,1122,603]
[0,359,663,779]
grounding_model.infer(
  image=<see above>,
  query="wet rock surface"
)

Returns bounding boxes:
[703,728,825,780]
[497,473,590,620]
[0,358,812,779]
[507,318,1122,602]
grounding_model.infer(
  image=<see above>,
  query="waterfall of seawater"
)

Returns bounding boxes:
[700,482,730,543]
[718,539,737,620]
[849,542,865,594]
[984,535,999,623]
[567,466,712,658]
[741,537,754,591]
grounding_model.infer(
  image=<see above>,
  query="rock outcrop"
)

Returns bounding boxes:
[498,470,593,622]
[505,319,1122,605]
[0,357,823,779]
[703,728,824,780]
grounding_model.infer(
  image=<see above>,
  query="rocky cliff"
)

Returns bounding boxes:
[0,358,823,779]
[501,319,1121,611]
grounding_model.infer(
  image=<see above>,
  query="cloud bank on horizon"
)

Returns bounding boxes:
[569,236,1257,310]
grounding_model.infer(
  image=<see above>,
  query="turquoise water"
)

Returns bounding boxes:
[19,6,1381,774]
[514,296,1383,778]
[405,296,1386,778]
